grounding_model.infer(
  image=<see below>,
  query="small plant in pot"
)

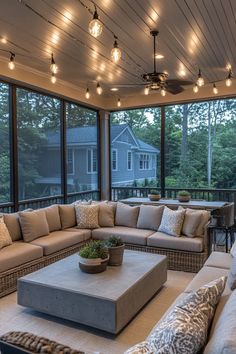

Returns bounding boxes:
[177,190,191,202]
[105,236,125,266]
[79,241,109,273]
[148,190,161,201]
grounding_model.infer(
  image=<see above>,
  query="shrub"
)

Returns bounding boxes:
[79,241,108,259]
[106,235,124,248]
[177,190,191,197]
[150,189,160,195]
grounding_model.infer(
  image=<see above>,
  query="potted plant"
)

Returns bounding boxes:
[79,241,109,273]
[177,190,191,202]
[148,190,161,201]
[106,236,125,266]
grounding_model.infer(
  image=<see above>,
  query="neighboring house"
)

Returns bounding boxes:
[37,124,159,193]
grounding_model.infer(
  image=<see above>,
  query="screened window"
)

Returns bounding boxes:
[127,151,132,170]
[67,148,74,174]
[139,154,150,170]
[87,148,97,173]
[112,149,118,171]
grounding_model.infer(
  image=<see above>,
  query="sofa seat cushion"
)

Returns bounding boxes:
[0,242,43,273]
[184,265,230,296]
[204,251,232,270]
[31,229,91,256]
[147,231,204,252]
[64,228,91,241]
[92,226,154,245]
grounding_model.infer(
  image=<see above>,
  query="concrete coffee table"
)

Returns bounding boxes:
[17,250,167,334]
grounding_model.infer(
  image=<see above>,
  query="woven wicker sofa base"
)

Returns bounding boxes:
[0,241,87,299]
[125,244,207,273]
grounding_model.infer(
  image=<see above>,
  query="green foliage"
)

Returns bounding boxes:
[150,190,160,195]
[106,235,124,247]
[177,190,190,197]
[79,241,108,259]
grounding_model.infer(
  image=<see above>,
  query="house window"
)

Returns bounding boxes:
[139,154,150,170]
[67,148,74,174]
[112,149,118,171]
[127,151,132,170]
[87,148,97,173]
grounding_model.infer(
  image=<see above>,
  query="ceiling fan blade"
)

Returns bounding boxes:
[166,85,184,95]
[109,83,146,88]
[167,79,193,86]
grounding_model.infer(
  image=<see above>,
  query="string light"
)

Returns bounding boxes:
[96,82,102,95]
[197,69,204,86]
[51,72,56,84]
[193,83,199,93]
[111,37,121,63]
[226,69,232,87]
[144,86,149,95]
[89,6,103,38]
[117,98,121,107]
[8,53,15,70]
[160,87,166,96]
[85,87,90,99]
[213,83,218,95]
[50,54,58,74]
[1,37,7,44]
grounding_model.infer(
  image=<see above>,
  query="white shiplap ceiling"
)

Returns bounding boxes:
[0,0,235,102]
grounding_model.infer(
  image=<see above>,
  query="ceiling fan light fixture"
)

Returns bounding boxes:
[193,83,199,93]
[144,86,149,95]
[111,37,121,63]
[213,83,218,94]
[96,82,102,95]
[89,7,103,38]
[160,87,166,96]
[197,69,204,86]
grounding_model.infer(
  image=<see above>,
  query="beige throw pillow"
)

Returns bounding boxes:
[115,202,140,228]
[19,210,50,242]
[75,204,100,229]
[178,207,203,237]
[0,217,12,249]
[158,206,185,237]
[137,205,164,230]
[43,205,61,232]
[98,203,115,227]
[59,204,76,229]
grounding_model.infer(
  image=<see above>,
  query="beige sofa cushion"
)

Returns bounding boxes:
[204,251,232,270]
[158,207,185,237]
[147,231,204,252]
[59,204,76,229]
[98,203,115,227]
[179,207,202,237]
[0,218,12,249]
[204,290,236,354]
[0,241,43,273]
[31,229,91,256]
[3,212,22,241]
[115,202,139,228]
[184,265,230,296]
[137,205,164,231]
[19,210,50,242]
[43,205,61,232]
[92,226,154,245]
[196,210,211,236]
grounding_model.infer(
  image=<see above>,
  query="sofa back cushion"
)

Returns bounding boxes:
[137,205,164,230]
[43,205,61,232]
[99,203,115,227]
[58,204,76,229]
[115,202,139,228]
[75,204,100,229]
[195,210,211,236]
[158,206,185,237]
[0,217,12,249]
[179,207,203,238]
[19,210,50,242]
[3,212,22,241]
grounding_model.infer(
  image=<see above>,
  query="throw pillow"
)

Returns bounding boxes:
[19,210,50,242]
[58,204,76,229]
[195,210,211,236]
[43,205,61,232]
[147,276,226,354]
[124,341,154,354]
[0,217,12,249]
[158,206,185,237]
[137,205,164,231]
[98,203,115,227]
[75,204,100,229]
[178,206,203,237]
[227,256,236,290]
[115,202,140,228]
[3,209,33,241]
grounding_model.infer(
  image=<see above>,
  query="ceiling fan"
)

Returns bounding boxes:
[111,30,192,95]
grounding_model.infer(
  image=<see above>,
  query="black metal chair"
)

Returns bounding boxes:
[211,202,235,252]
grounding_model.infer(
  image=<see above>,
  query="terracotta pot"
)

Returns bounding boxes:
[177,195,191,202]
[148,194,161,201]
[107,244,125,266]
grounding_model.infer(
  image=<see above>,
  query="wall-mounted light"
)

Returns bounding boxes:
[89,6,103,38]
[85,87,90,99]
[111,37,121,63]
[144,86,149,95]
[8,52,15,70]
[197,69,204,86]
[96,82,102,95]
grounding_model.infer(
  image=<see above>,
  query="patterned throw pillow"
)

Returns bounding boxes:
[158,206,185,237]
[0,217,13,249]
[75,204,100,229]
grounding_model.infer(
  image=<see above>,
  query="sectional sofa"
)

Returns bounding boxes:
[0,201,211,298]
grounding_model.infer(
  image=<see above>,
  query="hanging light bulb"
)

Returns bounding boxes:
[89,6,103,38]
[85,87,90,99]
[117,98,121,107]
[144,86,149,95]
[193,83,199,93]
[197,69,204,86]
[160,87,166,97]
[213,83,218,94]
[111,37,122,63]
[96,82,103,95]
[50,53,58,74]
[226,69,232,87]
[51,72,56,84]
[8,52,15,70]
